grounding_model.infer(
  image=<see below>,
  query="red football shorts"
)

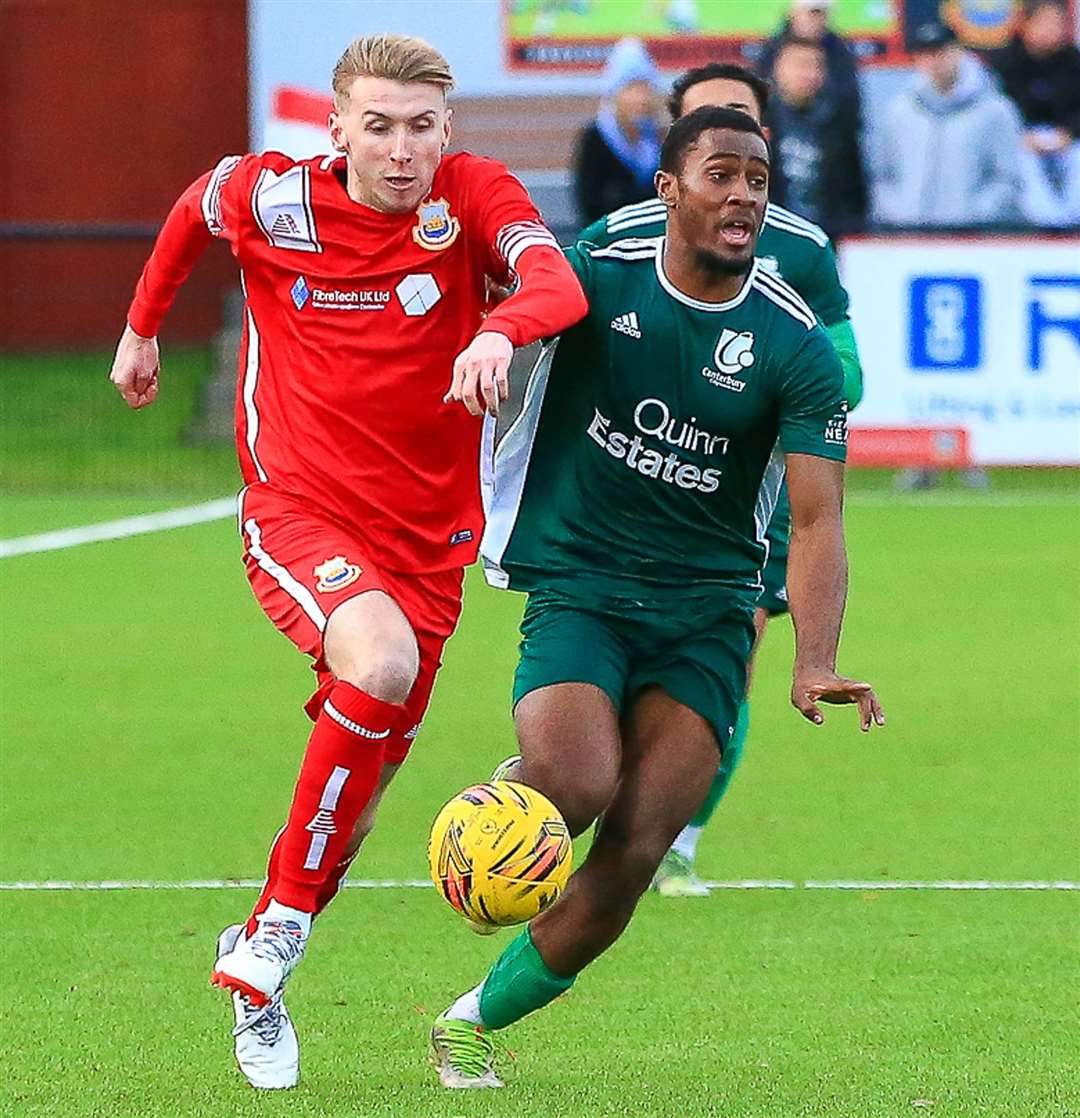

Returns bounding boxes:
[238,484,464,764]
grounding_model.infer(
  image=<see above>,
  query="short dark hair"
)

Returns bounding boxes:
[659,106,767,173]
[667,62,770,120]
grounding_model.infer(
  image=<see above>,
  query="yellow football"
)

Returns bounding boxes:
[428,780,573,927]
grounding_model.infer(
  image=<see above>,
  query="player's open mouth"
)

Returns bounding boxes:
[719,220,753,247]
[384,176,416,191]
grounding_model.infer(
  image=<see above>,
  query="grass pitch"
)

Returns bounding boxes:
[1,352,1077,1116]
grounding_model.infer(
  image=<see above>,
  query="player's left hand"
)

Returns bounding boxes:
[791,666,885,732]
[445,331,514,417]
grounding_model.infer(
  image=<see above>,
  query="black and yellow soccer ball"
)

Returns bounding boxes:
[428,780,573,928]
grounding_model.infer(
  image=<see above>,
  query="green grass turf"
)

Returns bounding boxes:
[1,350,1078,1114]
[508,0,893,40]
[2,490,1078,1116]
[0,348,235,498]
[2,891,1076,1118]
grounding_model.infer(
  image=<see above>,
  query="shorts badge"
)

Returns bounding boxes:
[313,555,362,593]
[412,197,460,251]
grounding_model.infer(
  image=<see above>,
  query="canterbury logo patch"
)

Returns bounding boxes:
[610,311,641,339]
[714,328,755,375]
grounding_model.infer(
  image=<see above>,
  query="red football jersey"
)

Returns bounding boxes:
[129,150,579,573]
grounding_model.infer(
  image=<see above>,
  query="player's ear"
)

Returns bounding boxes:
[328,110,348,153]
[655,168,677,209]
[441,105,453,152]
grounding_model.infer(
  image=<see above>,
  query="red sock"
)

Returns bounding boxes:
[247,680,400,931]
[250,833,359,928]
[314,849,359,913]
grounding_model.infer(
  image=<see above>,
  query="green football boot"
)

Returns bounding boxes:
[651,849,710,897]
[429,1014,504,1089]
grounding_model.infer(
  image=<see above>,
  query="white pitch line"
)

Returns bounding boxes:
[0,879,1076,892]
[804,879,1080,891]
[0,879,432,891]
[0,497,235,559]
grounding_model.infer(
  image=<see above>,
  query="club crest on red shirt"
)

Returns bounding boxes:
[412,197,460,251]
[313,555,362,593]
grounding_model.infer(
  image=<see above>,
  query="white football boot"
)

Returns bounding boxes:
[213,923,301,1089]
[211,914,306,1005]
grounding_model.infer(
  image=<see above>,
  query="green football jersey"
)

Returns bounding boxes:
[481,237,847,596]
[580,199,850,326]
[581,199,865,568]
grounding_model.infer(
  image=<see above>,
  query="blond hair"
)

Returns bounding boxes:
[332,34,454,108]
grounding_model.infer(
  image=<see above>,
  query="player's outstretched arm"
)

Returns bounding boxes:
[785,453,884,732]
[447,244,587,416]
[110,324,161,410]
[109,156,246,409]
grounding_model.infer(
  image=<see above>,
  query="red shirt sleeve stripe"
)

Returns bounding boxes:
[479,242,587,348]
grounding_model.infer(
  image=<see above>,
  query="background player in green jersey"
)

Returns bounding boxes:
[581,63,867,895]
[430,107,884,1088]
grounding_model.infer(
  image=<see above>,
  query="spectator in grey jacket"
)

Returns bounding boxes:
[872,23,1023,228]
[988,0,1080,226]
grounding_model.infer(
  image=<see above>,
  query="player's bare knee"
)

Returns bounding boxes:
[350,648,418,704]
[324,592,419,703]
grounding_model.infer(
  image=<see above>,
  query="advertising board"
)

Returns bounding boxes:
[843,238,1080,466]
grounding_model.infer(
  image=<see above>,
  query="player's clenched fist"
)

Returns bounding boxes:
[110,324,161,409]
[445,330,514,417]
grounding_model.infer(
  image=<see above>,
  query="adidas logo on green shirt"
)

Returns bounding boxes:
[610,312,641,339]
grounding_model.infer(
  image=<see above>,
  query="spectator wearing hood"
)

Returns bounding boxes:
[988,0,1080,226]
[766,35,867,237]
[756,0,861,107]
[573,38,664,225]
[872,23,1023,227]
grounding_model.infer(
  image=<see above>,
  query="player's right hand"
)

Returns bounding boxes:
[445,330,514,417]
[109,324,160,409]
[791,666,885,733]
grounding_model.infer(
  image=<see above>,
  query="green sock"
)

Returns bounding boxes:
[688,698,750,829]
[478,927,576,1030]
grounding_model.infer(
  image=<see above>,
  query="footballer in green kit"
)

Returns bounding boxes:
[430,106,884,1089]
[580,63,867,896]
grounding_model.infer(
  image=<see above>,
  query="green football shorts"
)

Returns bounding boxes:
[512,586,756,751]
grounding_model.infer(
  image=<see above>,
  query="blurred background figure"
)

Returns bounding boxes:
[988,0,1080,227]
[572,38,663,225]
[872,22,1022,229]
[757,0,861,106]
[765,35,867,238]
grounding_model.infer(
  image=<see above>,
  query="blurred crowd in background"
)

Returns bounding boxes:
[572,0,1080,235]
